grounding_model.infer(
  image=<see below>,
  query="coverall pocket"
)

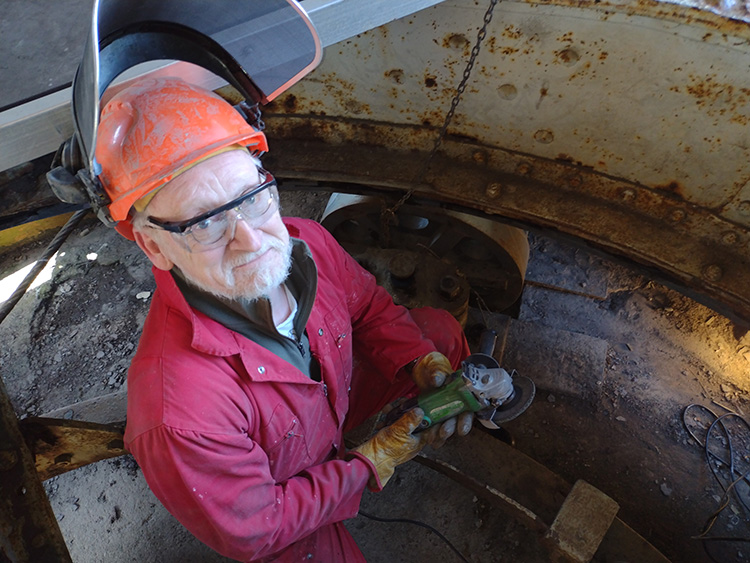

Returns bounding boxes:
[263,404,312,480]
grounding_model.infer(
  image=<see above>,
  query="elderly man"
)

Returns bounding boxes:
[96,77,471,562]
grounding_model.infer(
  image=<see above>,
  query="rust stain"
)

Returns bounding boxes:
[343,99,371,116]
[654,181,686,198]
[567,61,592,80]
[385,69,405,85]
[555,48,580,65]
[681,74,750,117]
[424,75,438,89]
[486,36,497,55]
[418,108,448,128]
[502,25,522,40]
[599,52,609,61]
[283,94,298,113]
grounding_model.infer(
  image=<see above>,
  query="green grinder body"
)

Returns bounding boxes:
[417,373,483,428]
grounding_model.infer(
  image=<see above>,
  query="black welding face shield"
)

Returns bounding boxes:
[49,0,322,221]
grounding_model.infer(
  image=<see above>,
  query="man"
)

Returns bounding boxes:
[97,76,471,561]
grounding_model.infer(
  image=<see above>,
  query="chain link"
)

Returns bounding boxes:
[382,0,501,243]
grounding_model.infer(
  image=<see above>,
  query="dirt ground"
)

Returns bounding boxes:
[1,190,750,563]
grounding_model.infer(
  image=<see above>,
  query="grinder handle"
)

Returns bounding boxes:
[478,329,498,356]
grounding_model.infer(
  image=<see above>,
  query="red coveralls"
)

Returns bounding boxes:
[124,218,470,562]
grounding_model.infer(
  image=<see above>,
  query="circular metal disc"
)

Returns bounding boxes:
[490,375,536,424]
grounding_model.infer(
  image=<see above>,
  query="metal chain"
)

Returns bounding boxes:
[416,0,500,185]
[382,0,501,242]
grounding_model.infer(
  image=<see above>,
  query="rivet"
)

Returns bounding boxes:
[498,83,518,100]
[446,33,470,50]
[486,183,502,198]
[258,366,266,374]
[669,209,686,223]
[557,48,580,66]
[534,129,554,144]
[567,175,583,188]
[319,328,324,336]
[472,150,487,164]
[621,189,636,202]
[516,163,532,176]
[722,231,738,245]
[703,264,723,282]
[738,200,750,216]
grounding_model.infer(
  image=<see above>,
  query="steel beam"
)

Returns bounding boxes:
[20,418,126,482]
[262,119,750,324]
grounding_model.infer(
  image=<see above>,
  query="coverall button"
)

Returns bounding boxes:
[257,366,265,374]
[318,328,324,336]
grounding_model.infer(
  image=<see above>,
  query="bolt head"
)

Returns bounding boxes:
[722,231,738,245]
[621,189,636,202]
[472,150,487,164]
[703,264,723,282]
[516,163,532,175]
[486,183,502,198]
[670,209,686,222]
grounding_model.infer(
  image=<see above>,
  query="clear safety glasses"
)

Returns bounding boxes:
[147,168,279,252]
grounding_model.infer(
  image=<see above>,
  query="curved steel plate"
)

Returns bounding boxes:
[262,0,750,323]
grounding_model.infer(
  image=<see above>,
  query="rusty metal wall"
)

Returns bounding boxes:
[260,0,750,323]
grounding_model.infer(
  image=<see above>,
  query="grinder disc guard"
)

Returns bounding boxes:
[479,374,536,428]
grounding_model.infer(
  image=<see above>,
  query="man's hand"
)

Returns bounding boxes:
[411,351,453,389]
[354,408,426,488]
[410,351,474,448]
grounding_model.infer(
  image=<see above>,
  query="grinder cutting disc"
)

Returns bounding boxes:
[489,375,536,424]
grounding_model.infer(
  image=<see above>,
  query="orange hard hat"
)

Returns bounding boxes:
[95,76,268,236]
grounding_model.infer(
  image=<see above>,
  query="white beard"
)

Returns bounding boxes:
[184,237,292,301]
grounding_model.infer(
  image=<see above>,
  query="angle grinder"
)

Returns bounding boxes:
[388,329,535,431]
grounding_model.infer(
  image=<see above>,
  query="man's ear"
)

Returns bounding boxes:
[133,229,175,271]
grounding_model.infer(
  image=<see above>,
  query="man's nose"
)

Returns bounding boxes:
[228,211,263,251]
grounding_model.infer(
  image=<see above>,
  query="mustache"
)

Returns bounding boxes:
[226,237,288,268]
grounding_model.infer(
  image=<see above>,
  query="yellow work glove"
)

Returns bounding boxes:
[410,351,474,448]
[353,408,426,488]
[411,351,454,389]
